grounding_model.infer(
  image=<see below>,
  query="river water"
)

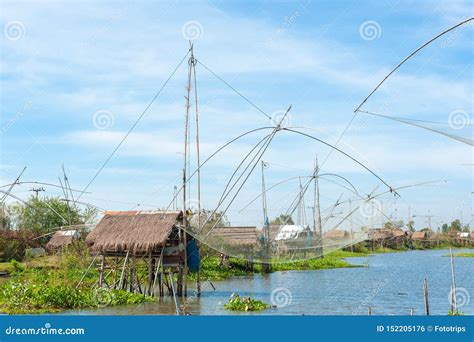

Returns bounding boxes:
[67,249,473,315]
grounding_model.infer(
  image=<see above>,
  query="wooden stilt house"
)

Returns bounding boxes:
[212,226,259,270]
[85,210,189,297]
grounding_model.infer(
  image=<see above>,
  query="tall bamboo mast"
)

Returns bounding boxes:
[315,156,323,257]
[261,161,271,273]
[181,43,194,297]
[191,45,202,295]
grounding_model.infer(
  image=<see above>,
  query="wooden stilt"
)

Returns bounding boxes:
[118,251,129,290]
[98,255,105,287]
[76,252,99,288]
[147,250,153,296]
[169,272,180,315]
[129,255,136,292]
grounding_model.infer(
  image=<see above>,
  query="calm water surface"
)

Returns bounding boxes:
[66,249,473,315]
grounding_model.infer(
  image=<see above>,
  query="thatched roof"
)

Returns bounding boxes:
[212,226,259,248]
[46,230,79,251]
[368,228,392,240]
[324,230,348,239]
[392,229,406,237]
[411,231,427,240]
[86,211,182,254]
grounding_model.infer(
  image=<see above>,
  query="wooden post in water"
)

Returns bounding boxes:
[410,308,414,316]
[449,247,457,313]
[367,306,372,315]
[423,278,430,315]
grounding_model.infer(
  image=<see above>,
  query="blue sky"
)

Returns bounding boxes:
[0,0,472,230]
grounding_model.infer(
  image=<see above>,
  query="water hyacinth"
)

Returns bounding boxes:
[224,293,269,312]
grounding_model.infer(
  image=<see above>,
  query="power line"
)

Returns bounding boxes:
[76,49,192,201]
[196,59,273,121]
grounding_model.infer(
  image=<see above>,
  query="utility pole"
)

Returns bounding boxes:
[173,186,178,211]
[349,199,354,252]
[30,187,45,199]
[407,205,411,230]
[315,156,323,258]
[261,161,271,273]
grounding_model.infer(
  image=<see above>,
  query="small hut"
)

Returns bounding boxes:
[367,228,392,250]
[85,210,190,297]
[46,230,80,253]
[411,230,433,248]
[212,226,258,270]
[324,230,348,240]
[411,231,428,240]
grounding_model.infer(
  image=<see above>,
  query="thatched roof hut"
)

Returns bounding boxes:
[368,228,392,240]
[411,231,428,240]
[46,230,80,252]
[392,229,406,238]
[324,230,348,240]
[212,226,259,249]
[86,211,182,255]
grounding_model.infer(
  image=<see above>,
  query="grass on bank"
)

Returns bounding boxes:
[444,252,474,258]
[0,250,153,314]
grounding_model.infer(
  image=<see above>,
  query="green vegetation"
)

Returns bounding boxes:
[444,252,474,258]
[0,249,153,314]
[224,293,269,311]
[188,250,369,282]
[271,250,368,271]
[270,214,294,225]
[1,196,98,262]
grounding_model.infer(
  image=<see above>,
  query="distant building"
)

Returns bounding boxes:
[46,230,80,253]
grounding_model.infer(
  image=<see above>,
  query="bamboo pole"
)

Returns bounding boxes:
[449,247,457,313]
[423,278,430,315]
[76,252,99,288]
[118,251,129,289]
[98,255,105,287]
[147,250,153,295]
[169,272,180,315]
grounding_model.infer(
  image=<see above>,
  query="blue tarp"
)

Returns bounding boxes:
[186,239,200,273]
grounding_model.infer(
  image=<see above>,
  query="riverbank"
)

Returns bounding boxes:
[0,250,369,314]
[189,250,370,282]
[0,253,153,314]
[444,252,474,257]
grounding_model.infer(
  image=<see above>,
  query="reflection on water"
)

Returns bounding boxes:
[64,249,473,316]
